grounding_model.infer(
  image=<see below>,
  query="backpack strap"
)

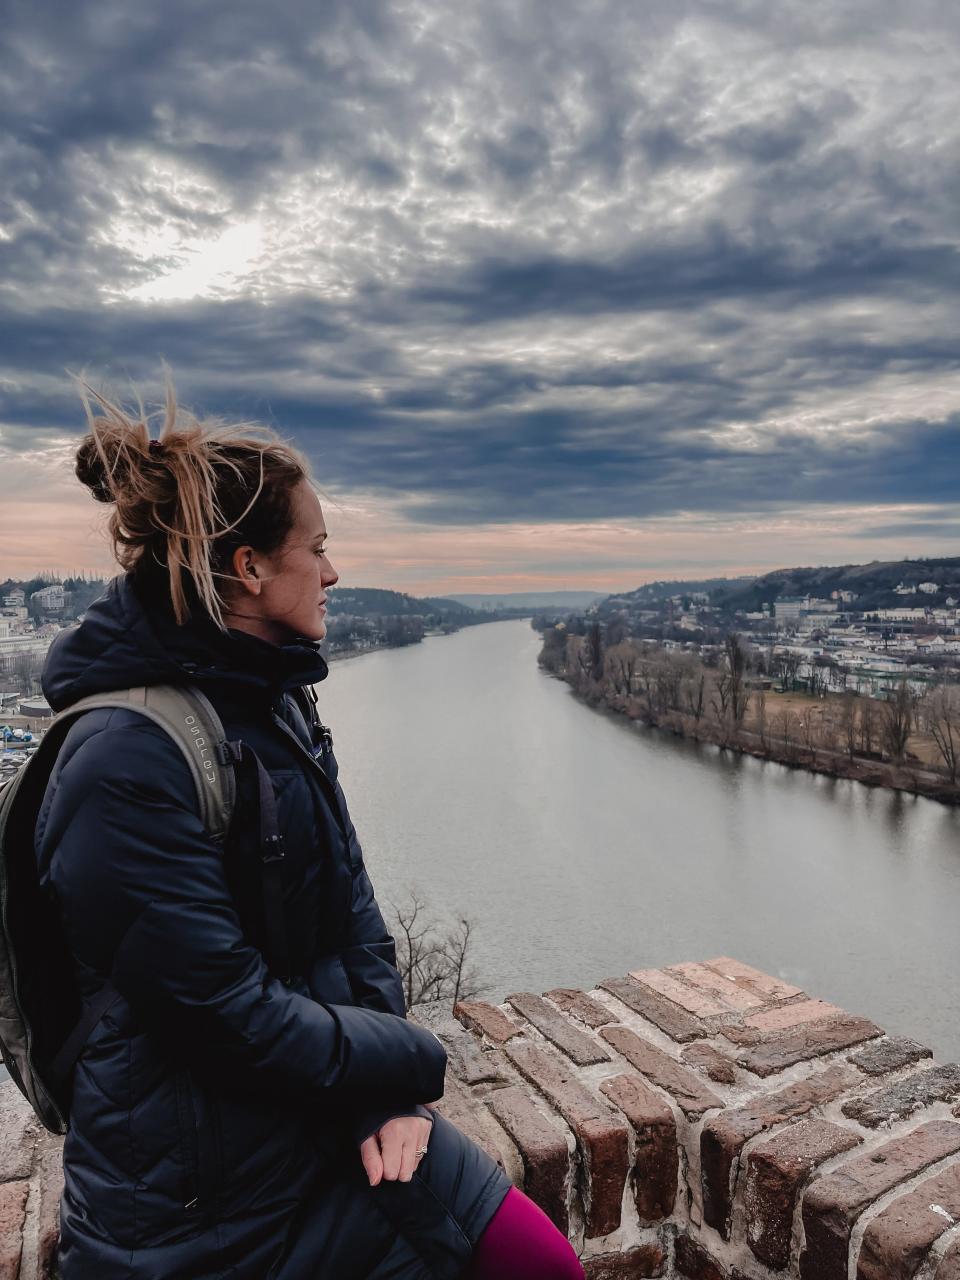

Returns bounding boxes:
[61,687,294,977]
[47,982,124,1092]
[216,738,293,983]
[57,685,236,843]
[34,686,241,1094]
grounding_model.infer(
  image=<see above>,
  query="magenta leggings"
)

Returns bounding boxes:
[465,1186,585,1279]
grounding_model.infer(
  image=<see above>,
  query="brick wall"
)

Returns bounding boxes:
[3,957,960,1277]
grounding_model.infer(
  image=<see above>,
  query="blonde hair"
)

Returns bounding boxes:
[73,372,312,629]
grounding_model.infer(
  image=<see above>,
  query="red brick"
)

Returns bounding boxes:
[629,968,732,1018]
[583,1245,666,1278]
[849,1037,933,1077]
[665,962,765,1012]
[485,1084,571,1233]
[701,1062,858,1236]
[409,1003,508,1086]
[675,1233,728,1279]
[733,1013,882,1076]
[599,976,707,1043]
[600,1026,722,1119]
[681,1043,737,1085]
[599,1073,677,1222]
[453,999,522,1045]
[742,997,847,1032]
[505,992,611,1066]
[434,1074,516,1172]
[703,957,805,1003]
[745,1119,862,1269]
[857,1161,960,1280]
[503,1039,629,1237]
[0,1180,28,1280]
[799,1121,960,1280]
[936,1238,960,1278]
[842,1064,960,1128]
[545,988,617,1029]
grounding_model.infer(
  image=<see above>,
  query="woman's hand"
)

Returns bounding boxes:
[360,1113,433,1186]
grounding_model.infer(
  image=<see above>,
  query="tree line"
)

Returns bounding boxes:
[539,623,960,798]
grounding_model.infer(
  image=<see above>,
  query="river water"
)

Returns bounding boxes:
[317,618,960,1063]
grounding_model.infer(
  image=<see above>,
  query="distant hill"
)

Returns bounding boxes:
[447,591,606,610]
[606,577,754,604]
[710,557,960,612]
[326,587,477,620]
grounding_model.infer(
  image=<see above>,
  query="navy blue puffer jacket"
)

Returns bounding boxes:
[35,570,511,1279]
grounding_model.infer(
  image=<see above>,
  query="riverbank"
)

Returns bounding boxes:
[539,635,960,807]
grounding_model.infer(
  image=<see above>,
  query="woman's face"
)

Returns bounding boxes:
[227,478,339,645]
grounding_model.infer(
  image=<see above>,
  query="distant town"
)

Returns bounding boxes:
[5,559,960,801]
[534,556,960,805]
[0,573,526,772]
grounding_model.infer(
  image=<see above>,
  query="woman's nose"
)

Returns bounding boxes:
[323,560,339,588]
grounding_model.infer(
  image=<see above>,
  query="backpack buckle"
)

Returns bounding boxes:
[261,833,285,863]
[215,740,243,766]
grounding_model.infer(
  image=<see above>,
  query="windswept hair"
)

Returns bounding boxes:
[73,372,312,630]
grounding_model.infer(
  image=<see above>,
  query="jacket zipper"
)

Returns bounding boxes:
[174,1070,201,1212]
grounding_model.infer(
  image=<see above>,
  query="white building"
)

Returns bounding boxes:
[0,634,51,672]
[30,584,64,612]
[775,597,805,623]
[871,608,927,622]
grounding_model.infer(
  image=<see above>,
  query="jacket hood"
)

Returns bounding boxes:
[41,568,329,713]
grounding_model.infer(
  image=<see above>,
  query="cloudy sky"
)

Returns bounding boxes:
[2,0,959,594]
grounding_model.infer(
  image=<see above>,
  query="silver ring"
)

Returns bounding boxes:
[415,1146,429,1158]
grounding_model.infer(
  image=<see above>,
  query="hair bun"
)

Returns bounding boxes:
[75,432,119,504]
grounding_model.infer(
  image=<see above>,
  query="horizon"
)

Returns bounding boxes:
[3,552,958,604]
[3,4,959,590]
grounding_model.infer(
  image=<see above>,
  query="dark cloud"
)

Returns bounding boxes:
[852,520,960,540]
[1,0,958,535]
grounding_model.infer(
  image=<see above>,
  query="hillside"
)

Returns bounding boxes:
[710,556,960,612]
[325,587,477,620]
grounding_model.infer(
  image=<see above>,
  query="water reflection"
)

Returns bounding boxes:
[317,620,960,1060]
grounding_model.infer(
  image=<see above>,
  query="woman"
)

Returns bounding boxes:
[36,381,585,1279]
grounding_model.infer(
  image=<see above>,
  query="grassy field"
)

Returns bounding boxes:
[746,688,943,769]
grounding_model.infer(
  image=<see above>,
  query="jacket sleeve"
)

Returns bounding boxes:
[42,718,446,1107]
[337,801,407,1018]
[333,792,443,1143]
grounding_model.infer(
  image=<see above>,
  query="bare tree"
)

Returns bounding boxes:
[859,697,878,756]
[389,890,483,1010]
[775,709,799,761]
[654,659,683,716]
[755,690,767,750]
[840,691,859,761]
[923,684,960,785]
[604,642,637,698]
[710,670,733,742]
[577,622,604,684]
[773,651,801,694]
[879,679,916,766]
[800,711,819,764]
[724,633,750,726]
[683,670,706,721]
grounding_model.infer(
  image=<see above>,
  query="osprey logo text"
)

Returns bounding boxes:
[184,714,217,785]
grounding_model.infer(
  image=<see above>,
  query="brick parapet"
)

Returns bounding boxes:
[3,957,959,1277]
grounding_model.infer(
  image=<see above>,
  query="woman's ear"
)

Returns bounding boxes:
[232,546,262,594]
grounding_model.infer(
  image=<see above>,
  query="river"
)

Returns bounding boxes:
[318,618,960,1063]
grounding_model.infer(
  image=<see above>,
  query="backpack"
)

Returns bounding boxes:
[0,683,288,1134]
